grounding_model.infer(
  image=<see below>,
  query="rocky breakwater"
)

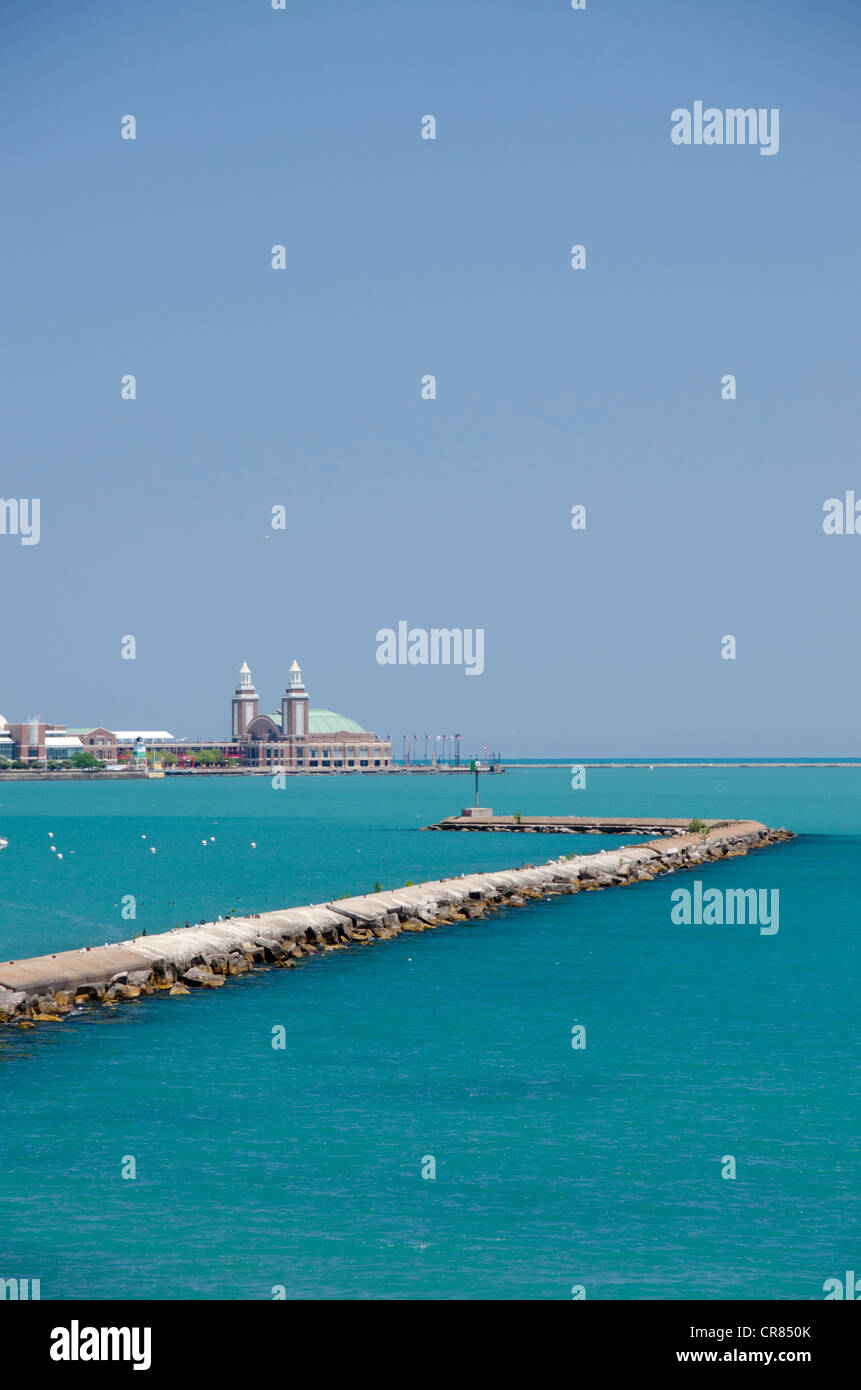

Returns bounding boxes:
[0,819,793,1029]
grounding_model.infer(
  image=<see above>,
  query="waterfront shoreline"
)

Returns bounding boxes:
[0,765,505,782]
[1,762,858,784]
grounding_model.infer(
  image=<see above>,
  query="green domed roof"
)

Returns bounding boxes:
[309,709,367,734]
[268,710,367,735]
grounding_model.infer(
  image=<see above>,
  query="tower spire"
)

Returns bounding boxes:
[232,661,259,738]
[283,659,309,738]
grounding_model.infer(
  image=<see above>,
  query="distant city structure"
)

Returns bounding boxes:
[0,715,96,762]
[0,715,174,765]
[0,660,392,772]
[233,660,392,771]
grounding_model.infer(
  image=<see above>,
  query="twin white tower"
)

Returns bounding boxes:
[231,660,308,740]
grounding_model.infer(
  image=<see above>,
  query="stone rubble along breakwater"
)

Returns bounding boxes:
[0,820,794,1028]
[424,815,729,835]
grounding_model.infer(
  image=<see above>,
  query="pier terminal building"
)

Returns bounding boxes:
[232,661,392,770]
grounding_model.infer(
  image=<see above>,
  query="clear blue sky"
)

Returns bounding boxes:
[1,0,859,755]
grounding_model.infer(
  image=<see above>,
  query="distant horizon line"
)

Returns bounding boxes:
[470,755,861,764]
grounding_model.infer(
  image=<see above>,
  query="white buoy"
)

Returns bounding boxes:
[142,835,147,839]
[150,847,156,854]
[48,832,54,838]
[250,842,256,848]
[57,853,63,860]
[202,839,207,845]
[50,845,56,852]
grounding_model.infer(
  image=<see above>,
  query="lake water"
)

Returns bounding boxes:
[0,766,857,1299]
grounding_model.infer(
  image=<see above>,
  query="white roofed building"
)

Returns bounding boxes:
[45,734,84,758]
[113,731,175,746]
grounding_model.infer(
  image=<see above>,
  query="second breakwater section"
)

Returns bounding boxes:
[0,819,793,1029]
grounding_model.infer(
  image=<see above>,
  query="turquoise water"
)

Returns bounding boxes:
[0,768,858,1300]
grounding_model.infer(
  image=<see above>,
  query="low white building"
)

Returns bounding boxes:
[44,733,84,761]
[113,731,175,747]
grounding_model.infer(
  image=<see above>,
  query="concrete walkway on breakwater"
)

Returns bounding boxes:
[423,815,734,835]
[0,819,793,1028]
